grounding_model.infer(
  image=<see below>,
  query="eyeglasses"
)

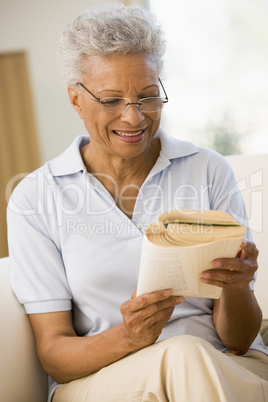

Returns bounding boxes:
[77,78,168,114]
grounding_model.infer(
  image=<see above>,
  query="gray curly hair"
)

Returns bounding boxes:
[58,3,166,86]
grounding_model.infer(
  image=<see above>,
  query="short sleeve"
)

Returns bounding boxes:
[7,174,72,314]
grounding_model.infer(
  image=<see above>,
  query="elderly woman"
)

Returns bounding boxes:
[7,3,268,402]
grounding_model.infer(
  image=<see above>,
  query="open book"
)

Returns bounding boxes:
[137,210,246,299]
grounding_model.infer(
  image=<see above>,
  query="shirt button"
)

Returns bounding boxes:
[137,222,143,229]
[143,199,149,206]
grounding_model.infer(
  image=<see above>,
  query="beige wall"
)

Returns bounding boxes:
[0,0,148,164]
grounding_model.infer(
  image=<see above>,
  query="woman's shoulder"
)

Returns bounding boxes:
[9,135,88,202]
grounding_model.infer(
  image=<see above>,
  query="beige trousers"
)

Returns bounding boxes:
[53,335,268,402]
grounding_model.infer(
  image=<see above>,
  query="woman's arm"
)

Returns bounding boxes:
[29,290,184,384]
[201,241,262,354]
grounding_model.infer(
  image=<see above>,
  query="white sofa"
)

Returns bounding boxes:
[1,153,267,402]
[0,256,48,402]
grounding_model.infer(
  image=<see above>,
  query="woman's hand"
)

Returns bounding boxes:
[200,241,258,290]
[120,290,184,350]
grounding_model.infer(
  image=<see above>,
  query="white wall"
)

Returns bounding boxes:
[0,0,123,163]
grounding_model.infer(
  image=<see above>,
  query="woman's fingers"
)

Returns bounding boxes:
[120,290,184,347]
[200,241,258,289]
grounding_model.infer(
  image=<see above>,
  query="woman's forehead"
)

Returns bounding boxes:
[82,54,159,89]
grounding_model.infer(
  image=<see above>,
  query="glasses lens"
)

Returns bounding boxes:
[102,98,127,113]
[139,97,165,112]
[101,97,166,113]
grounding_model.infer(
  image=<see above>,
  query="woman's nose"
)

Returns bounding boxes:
[120,104,145,126]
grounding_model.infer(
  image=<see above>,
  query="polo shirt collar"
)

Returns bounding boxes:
[157,126,199,160]
[48,136,89,176]
[145,127,199,180]
[48,127,199,177]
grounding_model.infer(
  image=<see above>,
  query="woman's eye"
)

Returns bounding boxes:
[141,93,159,99]
[103,98,123,105]
[142,97,158,103]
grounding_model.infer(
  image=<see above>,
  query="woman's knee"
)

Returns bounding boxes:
[158,334,211,354]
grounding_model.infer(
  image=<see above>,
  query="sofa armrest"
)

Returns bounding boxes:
[261,320,268,346]
[0,258,48,402]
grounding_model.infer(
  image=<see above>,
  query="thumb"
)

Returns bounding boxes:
[131,290,137,299]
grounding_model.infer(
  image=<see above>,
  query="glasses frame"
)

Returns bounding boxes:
[77,78,169,113]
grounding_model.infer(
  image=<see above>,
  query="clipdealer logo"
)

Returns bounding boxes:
[5,169,264,234]
[228,169,263,233]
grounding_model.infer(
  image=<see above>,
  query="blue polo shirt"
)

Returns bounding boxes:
[7,127,267,399]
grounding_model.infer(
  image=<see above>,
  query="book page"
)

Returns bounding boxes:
[136,236,197,297]
[137,210,246,299]
[137,234,245,298]
[146,222,246,247]
[159,209,241,226]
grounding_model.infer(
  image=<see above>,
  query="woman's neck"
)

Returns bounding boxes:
[81,137,160,186]
[81,138,161,219]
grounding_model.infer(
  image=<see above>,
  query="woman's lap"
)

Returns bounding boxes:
[53,335,268,402]
[226,349,268,381]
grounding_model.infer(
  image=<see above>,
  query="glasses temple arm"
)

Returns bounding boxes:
[158,78,169,102]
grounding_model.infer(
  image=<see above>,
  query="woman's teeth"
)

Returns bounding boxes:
[114,130,143,137]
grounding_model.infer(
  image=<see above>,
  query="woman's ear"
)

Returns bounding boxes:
[68,86,84,119]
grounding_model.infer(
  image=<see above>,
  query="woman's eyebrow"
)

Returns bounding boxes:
[97,89,123,94]
[141,84,159,91]
[97,84,159,95]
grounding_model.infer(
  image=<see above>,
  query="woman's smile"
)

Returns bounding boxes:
[113,128,147,143]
